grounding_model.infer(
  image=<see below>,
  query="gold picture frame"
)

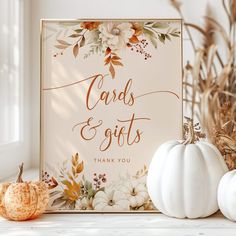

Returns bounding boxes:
[40,19,183,213]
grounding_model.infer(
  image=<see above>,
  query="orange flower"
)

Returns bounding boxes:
[131,23,143,36]
[80,22,100,31]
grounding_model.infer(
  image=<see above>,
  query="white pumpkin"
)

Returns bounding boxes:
[119,179,149,208]
[147,119,228,218]
[92,189,130,211]
[218,170,236,221]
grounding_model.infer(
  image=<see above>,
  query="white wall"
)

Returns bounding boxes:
[0,0,32,179]
[29,0,226,167]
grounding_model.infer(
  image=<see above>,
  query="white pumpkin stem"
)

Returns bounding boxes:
[182,118,196,145]
[182,117,206,145]
[16,163,24,183]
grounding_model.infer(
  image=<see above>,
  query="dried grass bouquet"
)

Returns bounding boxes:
[171,0,236,169]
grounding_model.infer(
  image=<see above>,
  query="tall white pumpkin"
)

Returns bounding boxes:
[218,170,236,221]
[147,120,228,219]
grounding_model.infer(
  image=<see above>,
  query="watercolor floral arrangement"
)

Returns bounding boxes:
[42,153,155,211]
[53,21,180,78]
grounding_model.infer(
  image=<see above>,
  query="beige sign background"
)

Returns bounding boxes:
[40,19,182,212]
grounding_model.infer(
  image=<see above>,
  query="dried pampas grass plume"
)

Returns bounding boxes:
[171,0,236,169]
[203,5,216,51]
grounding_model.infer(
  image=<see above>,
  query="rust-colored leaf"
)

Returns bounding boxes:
[73,44,79,58]
[72,153,79,165]
[112,60,123,66]
[104,56,111,64]
[111,55,121,60]
[129,35,139,44]
[109,64,115,79]
[75,153,79,161]
[105,47,111,56]
[51,177,58,186]
[76,161,84,173]
[48,184,57,190]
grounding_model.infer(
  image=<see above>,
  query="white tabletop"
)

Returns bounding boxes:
[0,211,236,236]
[0,169,236,236]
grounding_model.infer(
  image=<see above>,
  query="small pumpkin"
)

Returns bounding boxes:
[119,179,149,208]
[147,118,228,218]
[218,170,236,221]
[0,163,49,221]
[92,188,130,211]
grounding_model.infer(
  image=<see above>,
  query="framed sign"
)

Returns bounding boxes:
[40,19,182,212]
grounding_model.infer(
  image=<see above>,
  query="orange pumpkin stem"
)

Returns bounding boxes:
[16,163,24,183]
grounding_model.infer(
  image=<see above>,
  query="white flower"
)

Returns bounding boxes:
[92,188,130,211]
[119,179,149,208]
[98,22,134,51]
[75,197,93,210]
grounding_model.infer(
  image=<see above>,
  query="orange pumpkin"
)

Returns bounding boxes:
[0,163,49,221]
